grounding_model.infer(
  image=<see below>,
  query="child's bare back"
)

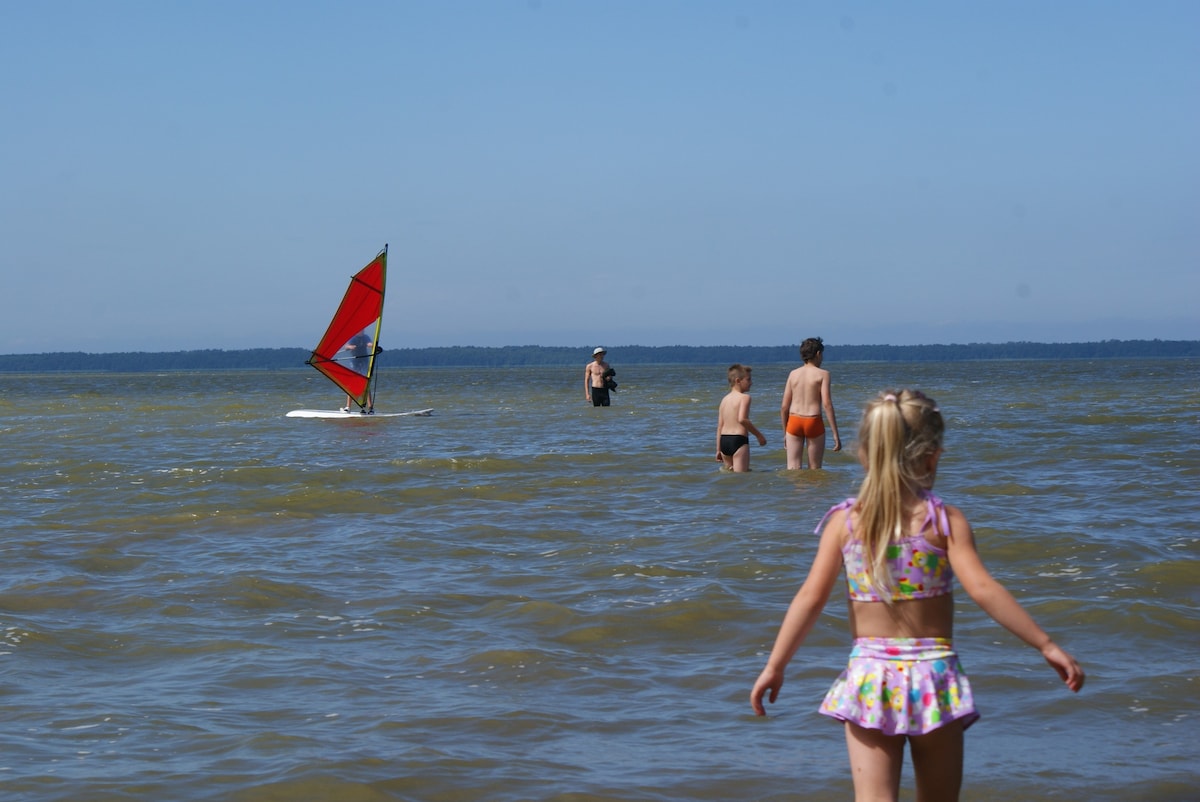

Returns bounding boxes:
[783,363,827,417]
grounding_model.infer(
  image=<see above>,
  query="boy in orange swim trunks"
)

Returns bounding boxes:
[781,337,841,469]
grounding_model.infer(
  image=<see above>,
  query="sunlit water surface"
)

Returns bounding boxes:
[1,359,1196,801]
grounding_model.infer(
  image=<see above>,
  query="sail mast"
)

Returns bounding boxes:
[364,243,387,403]
[362,244,386,391]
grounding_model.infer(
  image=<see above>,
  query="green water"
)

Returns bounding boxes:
[1,359,1196,800]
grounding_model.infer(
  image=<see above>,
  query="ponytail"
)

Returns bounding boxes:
[853,389,945,601]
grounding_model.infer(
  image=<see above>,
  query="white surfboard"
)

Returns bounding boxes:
[285,408,434,419]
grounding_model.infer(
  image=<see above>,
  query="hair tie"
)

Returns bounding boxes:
[883,393,897,402]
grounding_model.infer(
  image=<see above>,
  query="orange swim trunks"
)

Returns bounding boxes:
[786,414,825,438]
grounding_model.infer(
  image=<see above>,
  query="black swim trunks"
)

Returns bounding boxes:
[720,434,749,457]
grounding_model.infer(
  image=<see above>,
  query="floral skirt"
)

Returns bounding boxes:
[819,637,979,735]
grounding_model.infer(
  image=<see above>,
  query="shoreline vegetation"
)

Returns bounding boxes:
[0,339,1196,373]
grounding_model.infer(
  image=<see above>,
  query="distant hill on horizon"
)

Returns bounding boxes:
[0,340,1196,373]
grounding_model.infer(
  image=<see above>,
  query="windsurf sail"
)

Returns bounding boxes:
[305,246,387,409]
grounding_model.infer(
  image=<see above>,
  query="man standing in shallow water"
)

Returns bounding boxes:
[781,337,841,469]
[585,347,613,406]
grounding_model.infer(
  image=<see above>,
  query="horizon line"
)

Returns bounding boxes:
[3,336,1198,358]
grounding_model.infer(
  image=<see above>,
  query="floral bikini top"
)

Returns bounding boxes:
[815,492,955,603]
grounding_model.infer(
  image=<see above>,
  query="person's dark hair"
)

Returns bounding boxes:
[800,337,825,363]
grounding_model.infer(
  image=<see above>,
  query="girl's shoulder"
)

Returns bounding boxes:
[922,490,966,517]
[919,491,973,540]
[813,497,856,536]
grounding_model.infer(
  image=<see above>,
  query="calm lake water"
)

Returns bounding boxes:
[1,359,1197,801]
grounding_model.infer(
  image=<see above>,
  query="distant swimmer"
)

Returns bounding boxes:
[585,347,614,407]
[781,337,841,469]
[716,364,767,472]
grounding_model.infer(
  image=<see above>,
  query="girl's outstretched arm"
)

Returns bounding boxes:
[944,506,1086,693]
[750,512,846,715]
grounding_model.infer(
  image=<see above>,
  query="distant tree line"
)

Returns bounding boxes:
[0,340,1195,373]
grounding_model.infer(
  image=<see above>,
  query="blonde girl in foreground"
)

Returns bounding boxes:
[750,389,1084,801]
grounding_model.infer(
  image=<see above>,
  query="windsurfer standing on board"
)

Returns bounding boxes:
[341,329,375,414]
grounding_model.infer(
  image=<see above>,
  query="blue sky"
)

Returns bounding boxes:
[2,1,1197,354]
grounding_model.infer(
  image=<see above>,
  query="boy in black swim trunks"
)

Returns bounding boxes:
[716,364,767,472]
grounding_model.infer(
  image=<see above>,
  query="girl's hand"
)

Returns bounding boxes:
[1042,642,1086,692]
[750,666,785,715]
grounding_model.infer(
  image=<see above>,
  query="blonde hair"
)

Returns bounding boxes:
[853,389,945,600]
[727,364,751,387]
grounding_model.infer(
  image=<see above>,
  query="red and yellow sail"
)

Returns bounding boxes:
[306,247,386,408]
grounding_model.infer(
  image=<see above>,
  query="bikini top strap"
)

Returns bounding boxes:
[814,493,950,540]
[814,498,856,535]
[918,491,951,538]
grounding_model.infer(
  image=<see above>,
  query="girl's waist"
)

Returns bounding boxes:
[848,636,957,661]
[849,595,954,637]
